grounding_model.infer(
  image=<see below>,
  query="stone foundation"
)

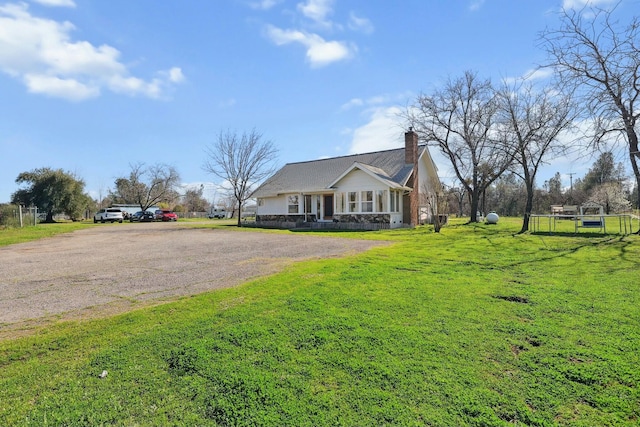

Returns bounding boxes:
[256,214,315,225]
[332,214,391,224]
[255,213,391,229]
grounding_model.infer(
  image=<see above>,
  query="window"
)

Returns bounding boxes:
[376,190,387,212]
[258,198,264,207]
[361,191,373,212]
[304,195,312,214]
[334,193,342,213]
[390,191,400,213]
[288,195,299,214]
[348,192,358,212]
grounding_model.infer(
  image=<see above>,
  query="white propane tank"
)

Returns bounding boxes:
[486,211,499,224]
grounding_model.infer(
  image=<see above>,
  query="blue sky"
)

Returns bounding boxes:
[0,0,623,204]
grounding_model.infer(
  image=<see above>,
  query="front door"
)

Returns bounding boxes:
[323,195,333,220]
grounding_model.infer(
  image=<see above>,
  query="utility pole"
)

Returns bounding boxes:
[568,172,575,192]
[567,172,576,203]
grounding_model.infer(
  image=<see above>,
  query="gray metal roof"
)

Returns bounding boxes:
[252,146,426,197]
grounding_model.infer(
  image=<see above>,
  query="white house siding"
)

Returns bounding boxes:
[418,155,438,193]
[417,154,439,223]
[335,169,388,193]
[257,194,289,215]
[334,169,390,215]
[330,168,405,228]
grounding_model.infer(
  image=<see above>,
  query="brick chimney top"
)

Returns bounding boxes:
[405,129,418,165]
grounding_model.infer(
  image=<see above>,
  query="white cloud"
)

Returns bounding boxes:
[265,25,352,67]
[0,2,183,101]
[297,0,334,25]
[165,67,185,83]
[348,106,405,154]
[218,98,237,108]
[501,68,555,85]
[257,1,372,67]
[523,68,554,81]
[24,73,99,100]
[340,92,413,111]
[249,0,282,10]
[348,12,373,34]
[562,0,616,9]
[469,0,485,11]
[31,0,76,7]
[340,98,364,110]
[108,75,162,98]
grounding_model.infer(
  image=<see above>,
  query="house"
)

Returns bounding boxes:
[251,130,442,229]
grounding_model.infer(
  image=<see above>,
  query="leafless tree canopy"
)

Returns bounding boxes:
[203,128,278,226]
[496,80,576,232]
[112,163,180,212]
[539,3,640,209]
[407,71,514,222]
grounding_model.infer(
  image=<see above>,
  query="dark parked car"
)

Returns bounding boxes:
[129,211,155,222]
[154,209,178,221]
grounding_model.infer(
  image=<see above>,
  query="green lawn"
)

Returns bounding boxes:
[1,218,639,426]
[0,221,93,247]
[0,219,235,248]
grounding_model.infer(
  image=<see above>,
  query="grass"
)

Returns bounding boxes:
[0,221,93,247]
[1,218,639,426]
[0,218,235,248]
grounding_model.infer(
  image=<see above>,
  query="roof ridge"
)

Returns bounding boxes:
[282,144,426,166]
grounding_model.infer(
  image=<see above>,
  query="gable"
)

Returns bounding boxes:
[329,162,410,190]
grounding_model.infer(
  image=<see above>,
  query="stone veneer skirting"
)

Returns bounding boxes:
[332,214,391,224]
[256,214,313,223]
[256,214,391,224]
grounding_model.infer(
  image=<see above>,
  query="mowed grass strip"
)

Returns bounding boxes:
[0,222,93,246]
[0,218,236,248]
[0,218,638,426]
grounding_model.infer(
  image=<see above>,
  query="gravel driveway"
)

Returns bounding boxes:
[0,222,385,336]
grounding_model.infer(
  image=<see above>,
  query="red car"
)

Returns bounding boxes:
[154,209,178,221]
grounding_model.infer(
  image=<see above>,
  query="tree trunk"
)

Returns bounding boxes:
[433,216,441,232]
[469,189,480,223]
[519,181,534,234]
[235,197,242,227]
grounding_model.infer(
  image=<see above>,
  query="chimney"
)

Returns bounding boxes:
[404,128,420,226]
[405,128,418,165]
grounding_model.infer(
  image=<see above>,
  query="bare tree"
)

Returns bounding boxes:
[496,80,575,233]
[407,71,514,222]
[112,163,180,212]
[445,184,467,217]
[485,173,527,217]
[203,128,278,226]
[420,181,444,232]
[539,3,640,212]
